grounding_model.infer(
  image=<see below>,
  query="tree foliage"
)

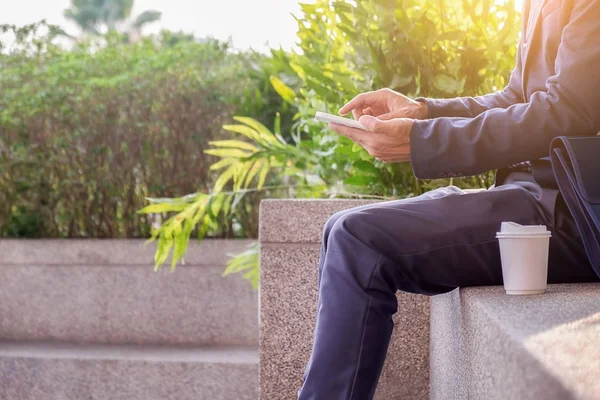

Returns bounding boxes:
[64,0,161,38]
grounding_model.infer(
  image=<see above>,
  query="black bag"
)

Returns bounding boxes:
[550,136,600,276]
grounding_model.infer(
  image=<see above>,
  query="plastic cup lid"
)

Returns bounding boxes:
[497,222,551,238]
[500,222,549,234]
[496,232,552,238]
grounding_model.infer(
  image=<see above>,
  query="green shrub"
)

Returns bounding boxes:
[0,22,289,238]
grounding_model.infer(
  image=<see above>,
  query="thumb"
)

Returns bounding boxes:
[358,115,387,132]
[376,112,397,121]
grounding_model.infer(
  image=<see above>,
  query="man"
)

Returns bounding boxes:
[298,0,600,399]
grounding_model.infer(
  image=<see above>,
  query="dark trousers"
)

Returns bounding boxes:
[298,181,599,400]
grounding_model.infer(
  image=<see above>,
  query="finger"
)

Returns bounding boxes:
[371,145,411,157]
[328,123,364,142]
[352,106,372,121]
[377,156,410,164]
[358,114,386,132]
[377,157,400,164]
[339,92,377,115]
[376,111,397,121]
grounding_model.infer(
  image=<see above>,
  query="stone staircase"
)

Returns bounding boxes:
[3,207,599,400]
[0,239,258,400]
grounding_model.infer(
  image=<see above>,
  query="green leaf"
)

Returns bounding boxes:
[273,112,287,145]
[244,159,264,188]
[138,203,189,214]
[197,215,211,241]
[270,75,296,104]
[257,160,270,189]
[233,163,249,192]
[154,233,173,269]
[191,208,206,226]
[233,116,282,147]
[274,113,281,135]
[353,160,379,175]
[213,165,236,193]
[222,244,259,290]
[146,193,200,205]
[205,148,253,159]
[171,223,186,270]
[209,140,258,151]
[344,175,373,186]
[222,124,263,144]
[222,195,234,217]
[210,158,238,171]
[210,193,226,216]
[233,116,270,137]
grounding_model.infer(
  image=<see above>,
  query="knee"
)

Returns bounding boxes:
[329,207,415,255]
[326,210,394,290]
[328,210,370,243]
[322,210,350,242]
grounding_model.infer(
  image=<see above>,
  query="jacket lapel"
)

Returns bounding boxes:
[521,0,545,91]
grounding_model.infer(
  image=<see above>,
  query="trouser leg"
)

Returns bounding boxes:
[298,185,597,400]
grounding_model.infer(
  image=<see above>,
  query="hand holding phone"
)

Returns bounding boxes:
[317,110,414,164]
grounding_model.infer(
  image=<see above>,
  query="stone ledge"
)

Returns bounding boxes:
[431,283,600,400]
[0,264,257,346]
[0,343,258,400]
[0,239,254,266]
[259,199,377,243]
[0,342,258,363]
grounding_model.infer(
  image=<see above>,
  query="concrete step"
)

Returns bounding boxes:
[430,283,600,400]
[0,240,258,346]
[0,239,253,266]
[0,342,258,400]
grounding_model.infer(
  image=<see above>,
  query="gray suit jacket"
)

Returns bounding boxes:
[411,0,600,180]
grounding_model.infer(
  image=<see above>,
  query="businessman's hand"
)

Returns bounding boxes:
[329,115,413,163]
[339,88,428,121]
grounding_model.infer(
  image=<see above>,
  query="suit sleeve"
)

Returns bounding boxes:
[419,48,524,118]
[410,0,600,179]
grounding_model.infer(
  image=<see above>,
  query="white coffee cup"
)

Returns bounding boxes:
[496,222,552,295]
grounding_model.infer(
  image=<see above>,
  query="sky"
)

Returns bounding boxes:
[0,0,304,51]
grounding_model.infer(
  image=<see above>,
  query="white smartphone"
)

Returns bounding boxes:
[315,111,366,130]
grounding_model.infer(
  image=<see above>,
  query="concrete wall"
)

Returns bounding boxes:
[259,200,430,400]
